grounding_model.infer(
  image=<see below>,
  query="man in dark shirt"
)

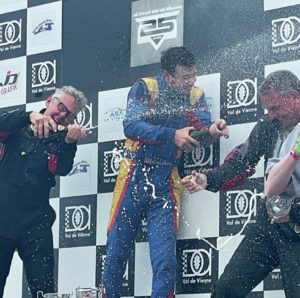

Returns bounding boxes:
[182,70,300,297]
[0,86,88,298]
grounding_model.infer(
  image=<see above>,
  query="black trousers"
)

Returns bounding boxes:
[211,203,300,298]
[0,215,55,298]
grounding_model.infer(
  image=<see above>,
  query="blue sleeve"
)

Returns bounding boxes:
[123,80,176,143]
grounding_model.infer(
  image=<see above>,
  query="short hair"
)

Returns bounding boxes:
[259,70,300,97]
[160,46,196,76]
[53,86,88,112]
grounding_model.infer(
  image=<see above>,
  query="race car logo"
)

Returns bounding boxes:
[33,19,54,35]
[135,10,180,50]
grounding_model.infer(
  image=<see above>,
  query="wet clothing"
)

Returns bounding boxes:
[0,108,77,297]
[211,200,300,298]
[205,116,279,192]
[210,118,300,298]
[103,75,212,297]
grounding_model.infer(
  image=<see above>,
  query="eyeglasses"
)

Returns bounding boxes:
[53,96,77,123]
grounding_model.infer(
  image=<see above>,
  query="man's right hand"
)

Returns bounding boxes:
[29,111,57,138]
[175,126,198,152]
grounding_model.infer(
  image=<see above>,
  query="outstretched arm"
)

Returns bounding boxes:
[182,118,278,193]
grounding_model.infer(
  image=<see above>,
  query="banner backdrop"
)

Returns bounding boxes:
[1,0,300,297]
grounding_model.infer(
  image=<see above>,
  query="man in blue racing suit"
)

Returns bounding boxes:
[103,46,229,297]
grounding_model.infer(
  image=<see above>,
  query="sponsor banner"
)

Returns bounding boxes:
[219,178,264,236]
[76,98,98,145]
[179,142,220,177]
[26,50,61,102]
[0,56,26,108]
[98,87,128,142]
[98,140,125,193]
[264,0,300,11]
[221,74,264,125]
[59,195,97,248]
[0,10,26,60]
[176,238,218,294]
[131,0,184,67]
[26,1,62,55]
[96,245,135,296]
[0,0,27,14]
[264,5,300,63]
[60,143,98,197]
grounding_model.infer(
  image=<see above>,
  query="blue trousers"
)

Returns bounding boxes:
[103,160,182,297]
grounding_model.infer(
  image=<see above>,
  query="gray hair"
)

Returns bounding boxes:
[53,86,88,112]
[259,70,300,97]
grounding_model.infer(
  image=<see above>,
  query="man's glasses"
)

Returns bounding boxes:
[53,96,77,123]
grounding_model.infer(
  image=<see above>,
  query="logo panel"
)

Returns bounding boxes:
[219,178,264,236]
[76,97,98,144]
[272,16,300,48]
[60,143,98,198]
[27,1,62,55]
[179,143,219,178]
[136,10,180,51]
[98,87,128,142]
[0,10,26,60]
[264,6,300,63]
[130,0,184,67]
[221,76,264,125]
[59,195,96,248]
[98,140,125,193]
[0,56,26,108]
[176,239,218,294]
[26,50,61,102]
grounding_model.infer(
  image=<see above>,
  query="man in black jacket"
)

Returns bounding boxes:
[0,86,88,298]
[181,70,300,297]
